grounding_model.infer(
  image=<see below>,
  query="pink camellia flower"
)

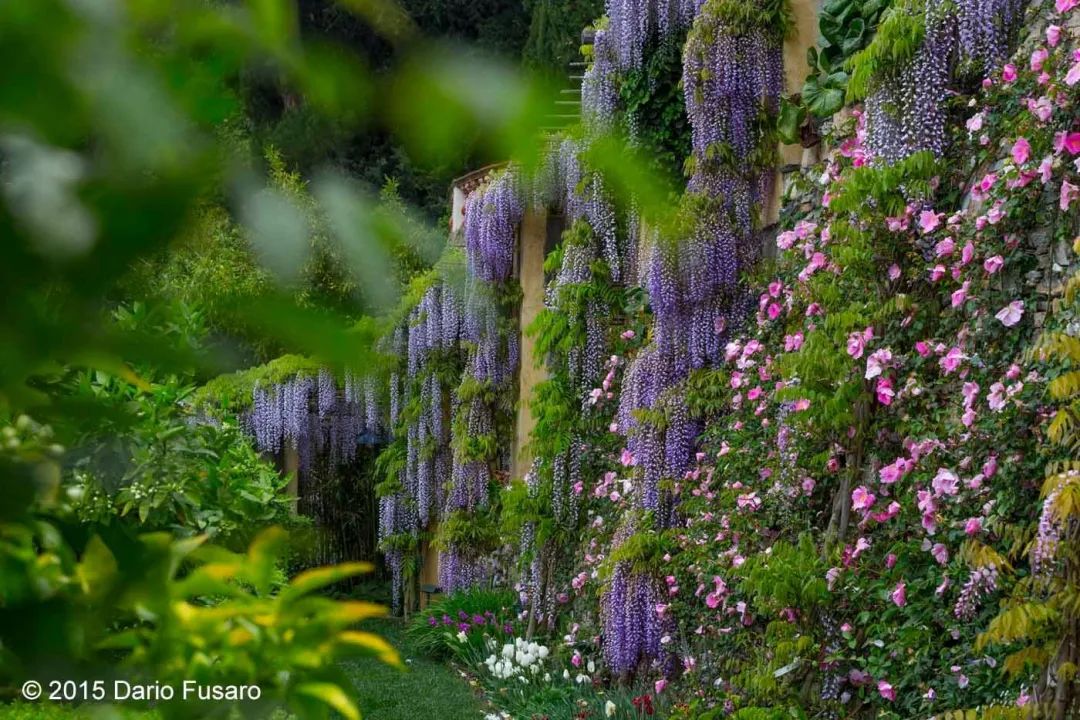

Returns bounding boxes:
[655,679,668,694]
[620,448,637,466]
[966,112,984,132]
[915,340,931,358]
[932,543,950,565]
[891,582,907,607]
[847,331,866,359]
[1003,63,1018,82]
[1029,96,1053,122]
[878,680,896,702]
[865,348,893,379]
[919,209,943,233]
[995,300,1025,327]
[886,553,898,568]
[1031,47,1049,72]
[1057,0,1078,12]
[1012,137,1032,165]
[1047,24,1062,46]
[1064,133,1080,155]
[851,486,876,512]
[951,281,970,308]
[984,255,1004,274]
[888,263,901,281]
[960,242,975,265]
[988,382,1007,411]
[964,517,983,535]
[1066,59,1080,86]
[934,237,955,257]
[930,264,947,282]
[793,398,811,412]
[1039,155,1054,183]
[940,347,965,374]
[802,477,816,495]
[621,329,635,340]
[932,468,960,497]
[876,377,895,406]
[1062,180,1080,210]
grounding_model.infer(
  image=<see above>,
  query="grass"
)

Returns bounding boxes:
[343,618,484,720]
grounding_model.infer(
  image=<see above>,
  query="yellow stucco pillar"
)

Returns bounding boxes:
[511,210,551,481]
[765,0,823,226]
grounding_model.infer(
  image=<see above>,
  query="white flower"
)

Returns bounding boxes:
[537,646,550,659]
[562,669,570,680]
[502,644,515,660]
[456,631,468,643]
[605,700,617,717]
[575,674,590,684]
[587,660,595,673]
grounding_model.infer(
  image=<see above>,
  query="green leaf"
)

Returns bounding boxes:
[777,98,806,145]
[294,682,361,720]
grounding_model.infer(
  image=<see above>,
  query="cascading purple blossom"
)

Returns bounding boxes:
[247,370,384,470]
[600,519,675,675]
[614,0,780,523]
[863,0,1025,163]
[607,0,703,70]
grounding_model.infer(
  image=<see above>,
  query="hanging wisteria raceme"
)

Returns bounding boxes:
[613,0,781,523]
[582,27,620,135]
[607,0,704,70]
[864,0,956,163]
[377,281,463,604]
[247,370,385,475]
[864,0,1026,163]
[956,0,1026,73]
[464,169,524,284]
[600,518,675,676]
[439,169,524,593]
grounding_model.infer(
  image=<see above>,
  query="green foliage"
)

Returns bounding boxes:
[406,587,518,658]
[799,0,889,118]
[845,0,928,101]
[740,536,829,612]
[65,371,294,545]
[435,509,502,556]
[523,0,604,73]
[618,35,693,186]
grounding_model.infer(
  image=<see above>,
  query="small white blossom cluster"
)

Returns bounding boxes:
[484,637,551,680]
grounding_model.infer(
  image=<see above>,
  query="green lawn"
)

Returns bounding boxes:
[343,619,483,720]
[0,618,481,720]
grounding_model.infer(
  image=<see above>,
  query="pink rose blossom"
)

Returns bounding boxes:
[1012,137,1032,165]
[983,255,1004,274]
[1066,60,1080,86]
[1031,47,1049,72]
[1056,0,1078,12]
[876,377,895,405]
[865,348,893,379]
[932,468,960,497]
[995,300,1025,327]
[964,517,983,535]
[934,237,955,257]
[940,347,965,374]
[919,209,943,233]
[1002,63,1018,82]
[1062,180,1080,210]
[951,281,970,308]
[932,543,950,564]
[851,486,876,512]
